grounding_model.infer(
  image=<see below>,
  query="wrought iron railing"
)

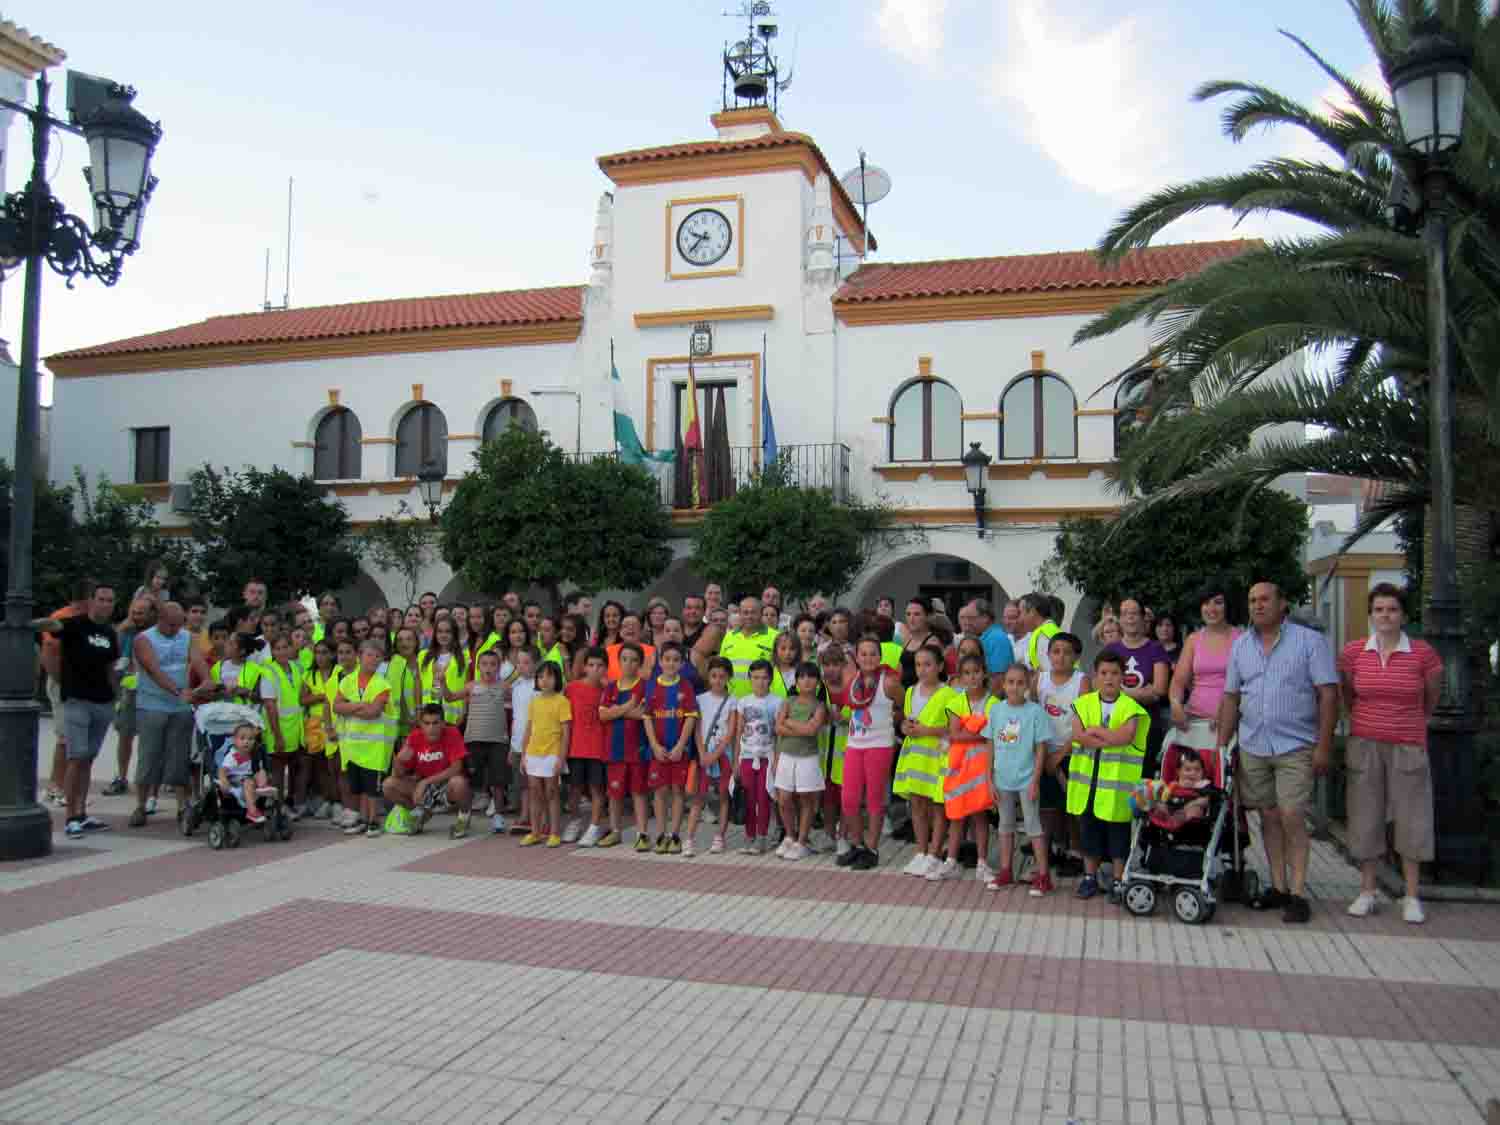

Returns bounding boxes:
[565,443,851,509]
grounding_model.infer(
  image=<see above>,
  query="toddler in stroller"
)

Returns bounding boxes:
[185,703,292,848]
[1118,744,1258,924]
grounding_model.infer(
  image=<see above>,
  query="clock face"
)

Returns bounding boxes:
[676,208,733,266]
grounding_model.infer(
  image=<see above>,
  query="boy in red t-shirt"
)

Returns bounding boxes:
[564,647,610,847]
[600,643,651,849]
[384,704,471,836]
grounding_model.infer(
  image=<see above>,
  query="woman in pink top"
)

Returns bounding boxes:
[1166,584,1241,759]
[1339,583,1442,925]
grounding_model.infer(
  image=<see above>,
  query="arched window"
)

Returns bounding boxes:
[999,373,1076,459]
[482,397,537,443]
[1114,372,1153,457]
[395,402,448,476]
[889,378,962,461]
[313,407,362,481]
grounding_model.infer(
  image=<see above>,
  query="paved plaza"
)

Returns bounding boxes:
[3,719,1500,1125]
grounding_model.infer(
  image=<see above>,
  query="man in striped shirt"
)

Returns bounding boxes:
[1217,582,1338,925]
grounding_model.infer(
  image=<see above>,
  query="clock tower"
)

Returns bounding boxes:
[589,4,866,466]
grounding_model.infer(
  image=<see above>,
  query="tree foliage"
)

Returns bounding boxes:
[0,465,198,613]
[691,462,902,604]
[363,501,438,608]
[185,465,361,605]
[439,428,672,605]
[1048,487,1311,624]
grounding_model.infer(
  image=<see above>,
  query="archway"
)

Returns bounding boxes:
[853,553,1008,622]
[333,569,388,618]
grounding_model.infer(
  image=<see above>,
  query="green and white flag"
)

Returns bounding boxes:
[612,359,674,465]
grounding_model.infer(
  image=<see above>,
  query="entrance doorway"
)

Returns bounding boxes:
[920,585,992,623]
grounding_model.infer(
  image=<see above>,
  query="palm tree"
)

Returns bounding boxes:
[1074,0,1500,572]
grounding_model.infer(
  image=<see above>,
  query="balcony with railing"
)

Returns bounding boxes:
[566,443,851,510]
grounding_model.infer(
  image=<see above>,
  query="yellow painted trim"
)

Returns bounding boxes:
[833,285,1158,326]
[326,388,340,405]
[360,437,397,446]
[1305,552,1406,578]
[448,433,481,441]
[603,142,867,255]
[290,440,315,449]
[634,304,774,329]
[871,416,893,425]
[48,319,584,377]
[709,107,783,133]
[1075,407,1119,417]
[961,411,1000,421]
[411,383,424,402]
[645,352,761,453]
[666,194,746,281]
[887,506,1119,525]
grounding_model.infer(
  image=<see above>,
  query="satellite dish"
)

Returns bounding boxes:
[839,163,892,207]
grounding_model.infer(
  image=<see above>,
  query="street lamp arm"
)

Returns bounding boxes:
[0,190,146,288]
[0,93,86,137]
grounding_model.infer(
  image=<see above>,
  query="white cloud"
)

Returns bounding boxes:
[874,0,948,67]
[992,3,1171,197]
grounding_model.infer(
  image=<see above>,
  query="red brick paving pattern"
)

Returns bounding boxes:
[0,830,338,938]
[2,898,1497,1095]
[404,837,1500,941]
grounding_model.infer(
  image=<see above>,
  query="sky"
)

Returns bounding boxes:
[10,0,1381,404]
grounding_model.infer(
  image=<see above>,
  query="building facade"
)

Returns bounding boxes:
[46,106,1253,626]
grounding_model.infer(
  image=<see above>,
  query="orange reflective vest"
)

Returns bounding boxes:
[944,691,998,818]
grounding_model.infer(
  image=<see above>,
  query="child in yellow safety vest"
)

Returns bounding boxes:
[300,639,336,817]
[1068,649,1150,902]
[261,636,306,816]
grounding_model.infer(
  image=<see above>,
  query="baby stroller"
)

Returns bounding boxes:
[1117,739,1259,925]
[182,702,294,849]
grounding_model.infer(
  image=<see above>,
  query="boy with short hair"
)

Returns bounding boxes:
[508,647,538,830]
[600,643,651,849]
[644,643,698,855]
[1069,650,1149,901]
[462,648,510,834]
[565,647,610,846]
[1036,631,1089,874]
[985,663,1053,896]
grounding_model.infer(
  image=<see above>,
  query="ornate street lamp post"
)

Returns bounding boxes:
[416,460,445,522]
[0,72,161,860]
[1386,19,1487,881]
[961,441,990,539]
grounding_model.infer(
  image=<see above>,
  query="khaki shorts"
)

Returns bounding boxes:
[46,677,67,743]
[1345,737,1435,863]
[1239,746,1314,813]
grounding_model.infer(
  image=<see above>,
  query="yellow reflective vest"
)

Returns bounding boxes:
[419,650,467,726]
[338,671,395,773]
[1066,691,1149,823]
[719,628,777,698]
[262,660,305,753]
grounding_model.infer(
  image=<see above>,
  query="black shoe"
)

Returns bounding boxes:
[1108,880,1123,905]
[850,846,878,870]
[835,845,859,868]
[1281,894,1311,924]
[103,777,128,796]
[1250,887,1289,912]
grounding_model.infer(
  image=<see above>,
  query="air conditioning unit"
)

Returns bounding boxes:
[169,483,194,514]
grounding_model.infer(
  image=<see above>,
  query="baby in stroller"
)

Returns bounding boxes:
[1136,748,1220,832]
[1118,743,1256,924]
[218,722,272,825]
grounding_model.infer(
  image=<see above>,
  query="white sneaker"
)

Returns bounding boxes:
[709,835,725,854]
[1402,896,1426,925]
[976,860,996,885]
[926,858,960,882]
[1347,891,1379,917]
[491,814,507,834]
[330,802,344,822]
[681,837,697,858]
[561,819,583,844]
[903,853,931,877]
[577,824,603,848]
[785,841,809,861]
[775,838,793,859]
[835,837,852,858]
[340,808,361,828]
[144,796,158,815]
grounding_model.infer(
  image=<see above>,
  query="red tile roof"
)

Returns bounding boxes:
[47,285,586,361]
[597,132,864,233]
[834,240,1257,303]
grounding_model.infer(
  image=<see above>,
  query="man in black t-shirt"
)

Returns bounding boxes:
[35,584,120,837]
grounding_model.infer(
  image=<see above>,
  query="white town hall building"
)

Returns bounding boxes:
[45,98,1248,628]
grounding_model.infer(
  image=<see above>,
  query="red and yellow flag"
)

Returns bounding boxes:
[684,357,704,507]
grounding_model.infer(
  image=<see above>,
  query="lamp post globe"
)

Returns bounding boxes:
[1388,17,1471,155]
[78,82,161,250]
[961,441,990,496]
[417,461,445,521]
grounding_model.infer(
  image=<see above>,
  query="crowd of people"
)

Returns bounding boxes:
[36,560,1443,923]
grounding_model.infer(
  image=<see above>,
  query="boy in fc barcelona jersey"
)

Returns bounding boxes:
[644,643,698,855]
